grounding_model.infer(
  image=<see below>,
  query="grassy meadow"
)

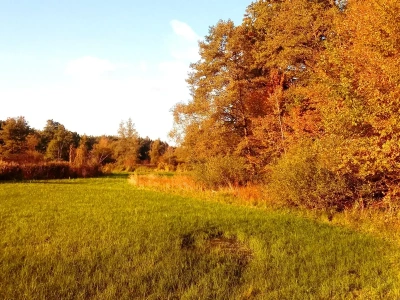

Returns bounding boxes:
[1,175,400,299]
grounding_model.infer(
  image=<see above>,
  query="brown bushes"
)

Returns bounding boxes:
[0,161,103,181]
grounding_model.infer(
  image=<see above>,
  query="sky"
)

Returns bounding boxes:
[0,0,251,142]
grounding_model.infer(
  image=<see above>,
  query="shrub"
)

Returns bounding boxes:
[0,161,103,181]
[101,163,117,174]
[193,154,251,189]
[71,163,103,178]
[266,140,352,211]
[0,161,23,180]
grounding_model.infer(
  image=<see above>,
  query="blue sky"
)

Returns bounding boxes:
[1,0,251,142]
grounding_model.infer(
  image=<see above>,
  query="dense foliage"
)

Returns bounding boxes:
[171,0,400,209]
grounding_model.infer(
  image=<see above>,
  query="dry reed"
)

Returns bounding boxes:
[128,173,266,206]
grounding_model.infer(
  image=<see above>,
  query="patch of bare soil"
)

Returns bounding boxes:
[207,236,253,262]
[181,229,253,265]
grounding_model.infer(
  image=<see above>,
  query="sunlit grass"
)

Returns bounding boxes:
[1,175,399,299]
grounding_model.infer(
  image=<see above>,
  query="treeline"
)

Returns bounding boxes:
[171,0,400,210]
[0,117,176,179]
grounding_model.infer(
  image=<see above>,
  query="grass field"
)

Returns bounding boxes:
[1,175,399,299]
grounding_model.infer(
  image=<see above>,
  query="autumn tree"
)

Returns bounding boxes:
[172,1,343,177]
[44,121,74,161]
[243,0,342,146]
[149,139,169,165]
[113,118,139,170]
[172,20,274,173]
[0,117,32,160]
[315,0,400,201]
[163,146,177,167]
[91,136,114,165]
[73,135,89,166]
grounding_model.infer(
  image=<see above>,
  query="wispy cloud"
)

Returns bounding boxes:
[164,20,200,82]
[170,20,200,42]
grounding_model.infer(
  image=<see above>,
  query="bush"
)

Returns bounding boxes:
[0,161,103,181]
[0,161,23,180]
[266,140,352,211]
[193,155,251,189]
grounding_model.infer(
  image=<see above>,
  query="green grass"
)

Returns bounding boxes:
[1,176,399,299]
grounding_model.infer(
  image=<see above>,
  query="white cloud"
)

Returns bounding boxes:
[167,20,200,65]
[65,56,117,80]
[170,20,200,42]
[2,21,202,143]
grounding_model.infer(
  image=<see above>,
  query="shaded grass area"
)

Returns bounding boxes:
[0,177,399,299]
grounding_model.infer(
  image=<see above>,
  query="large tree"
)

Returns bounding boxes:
[172,20,273,169]
[172,0,341,173]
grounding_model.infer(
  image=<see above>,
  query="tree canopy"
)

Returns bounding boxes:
[171,0,400,207]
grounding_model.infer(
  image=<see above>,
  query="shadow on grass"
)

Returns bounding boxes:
[104,173,131,179]
[0,173,129,184]
[0,178,91,184]
[27,180,86,184]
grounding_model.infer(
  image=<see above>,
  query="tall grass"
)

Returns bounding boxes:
[129,172,265,207]
[1,176,399,298]
[129,172,199,191]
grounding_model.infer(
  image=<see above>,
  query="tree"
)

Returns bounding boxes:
[45,123,73,161]
[316,0,400,200]
[172,1,340,173]
[38,120,61,153]
[138,137,152,162]
[0,116,32,158]
[171,20,268,166]
[73,135,89,166]
[149,139,168,165]
[91,136,114,165]
[113,118,139,170]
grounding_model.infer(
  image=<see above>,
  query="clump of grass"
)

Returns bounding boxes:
[129,172,266,207]
[129,173,200,192]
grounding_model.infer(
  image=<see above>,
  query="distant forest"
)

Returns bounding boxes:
[0,116,175,171]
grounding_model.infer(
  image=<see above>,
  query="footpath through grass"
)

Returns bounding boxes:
[1,175,399,299]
